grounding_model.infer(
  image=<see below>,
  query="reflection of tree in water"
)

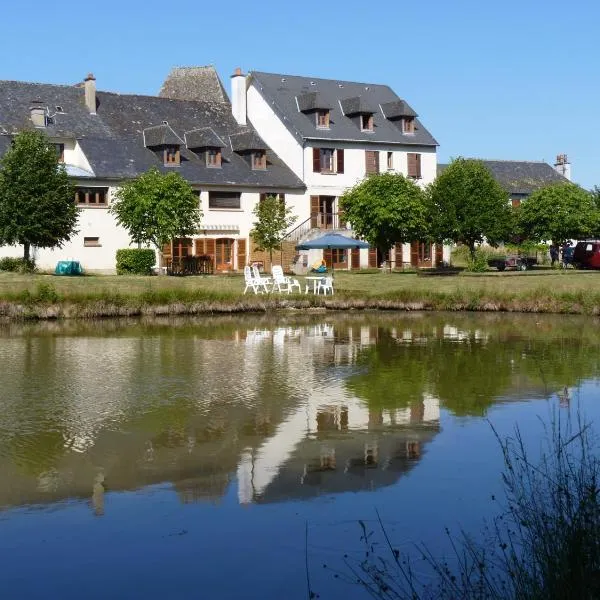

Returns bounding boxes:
[346,321,600,417]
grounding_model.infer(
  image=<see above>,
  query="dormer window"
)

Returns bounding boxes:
[164,146,180,166]
[206,148,222,168]
[361,114,374,131]
[402,117,415,134]
[53,143,65,162]
[252,150,267,170]
[316,110,330,129]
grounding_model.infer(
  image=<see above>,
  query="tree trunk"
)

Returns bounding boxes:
[468,241,476,260]
[23,242,30,261]
[269,249,273,270]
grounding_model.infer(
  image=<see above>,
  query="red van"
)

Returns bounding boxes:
[572,241,600,269]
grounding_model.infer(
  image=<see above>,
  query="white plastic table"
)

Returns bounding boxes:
[304,276,326,294]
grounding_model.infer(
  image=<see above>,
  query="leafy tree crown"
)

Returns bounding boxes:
[250,195,297,258]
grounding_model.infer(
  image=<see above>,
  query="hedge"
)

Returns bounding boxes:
[115,248,156,275]
[0,257,36,273]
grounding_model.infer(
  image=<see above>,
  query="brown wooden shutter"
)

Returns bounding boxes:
[394,243,403,269]
[310,196,320,228]
[368,248,378,268]
[337,149,344,174]
[237,238,247,270]
[259,193,267,203]
[374,151,379,173]
[365,151,379,174]
[407,153,416,178]
[163,242,172,258]
[351,248,360,269]
[511,197,521,208]
[195,239,205,256]
[435,243,443,266]
[410,242,419,266]
[205,239,216,264]
[313,148,321,173]
[415,153,421,178]
[324,248,333,268]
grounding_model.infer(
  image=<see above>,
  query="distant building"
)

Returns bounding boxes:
[437,156,572,207]
[238,69,447,269]
[0,68,304,272]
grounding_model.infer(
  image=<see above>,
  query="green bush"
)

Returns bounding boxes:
[466,248,491,272]
[115,248,156,275]
[0,257,36,273]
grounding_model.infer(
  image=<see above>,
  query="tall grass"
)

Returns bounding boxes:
[336,409,600,600]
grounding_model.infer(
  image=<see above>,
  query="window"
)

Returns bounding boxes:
[209,191,241,209]
[206,148,222,168]
[259,193,285,205]
[407,153,422,179]
[365,150,380,174]
[316,110,330,129]
[251,150,267,170]
[361,114,374,131]
[402,118,415,134]
[75,187,108,206]
[313,148,344,174]
[164,146,180,166]
[53,143,64,162]
[331,249,346,264]
[387,151,393,170]
[511,198,521,208]
[83,236,101,247]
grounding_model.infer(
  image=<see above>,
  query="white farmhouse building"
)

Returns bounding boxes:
[0,68,305,273]
[237,69,446,269]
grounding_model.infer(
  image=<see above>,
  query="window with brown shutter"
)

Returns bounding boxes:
[387,152,393,170]
[320,148,334,172]
[407,153,421,179]
[164,146,180,166]
[365,151,379,175]
[336,149,344,174]
[361,114,374,131]
[312,147,321,172]
[252,151,266,170]
[206,148,221,168]
[316,110,330,129]
[237,238,247,270]
[511,198,521,208]
[402,118,415,134]
[75,187,108,207]
[310,196,320,228]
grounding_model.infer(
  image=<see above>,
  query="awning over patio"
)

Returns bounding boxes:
[200,224,240,234]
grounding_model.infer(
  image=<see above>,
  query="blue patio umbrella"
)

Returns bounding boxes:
[296,233,369,272]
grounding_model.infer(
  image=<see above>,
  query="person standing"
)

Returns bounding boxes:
[550,244,559,266]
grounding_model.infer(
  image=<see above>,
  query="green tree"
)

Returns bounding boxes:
[428,158,512,257]
[518,182,598,245]
[110,167,201,261]
[339,172,429,257]
[0,130,77,261]
[590,185,600,211]
[250,195,297,265]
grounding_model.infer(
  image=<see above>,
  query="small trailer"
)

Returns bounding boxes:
[487,255,537,271]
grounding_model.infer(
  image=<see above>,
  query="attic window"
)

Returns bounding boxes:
[164,146,180,166]
[402,117,415,134]
[206,148,222,168]
[316,110,330,129]
[55,106,64,113]
[361,114,374,131]
[252,150,267,170]
[53,143,65,162]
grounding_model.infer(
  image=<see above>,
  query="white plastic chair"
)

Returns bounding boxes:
[252,265,272,289]
[316,276,334,295]
[243,266,268,294]
[271,265,301,294]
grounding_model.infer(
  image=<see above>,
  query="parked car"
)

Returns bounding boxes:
[487,254,537,271]
[572,241,600,269]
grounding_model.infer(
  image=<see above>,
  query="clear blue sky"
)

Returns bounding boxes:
[2,0,598,188]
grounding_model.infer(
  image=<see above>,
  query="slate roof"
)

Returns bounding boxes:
[437,160,570,195]
[296,92,331,112]
[159,66,229,104]
[339,96,374,116]
[184,127,225,149]
[0,78,304,189]
[229,130,267,152]
[250,71,437,146]
[380,100,417,119]
[143,123,183,147]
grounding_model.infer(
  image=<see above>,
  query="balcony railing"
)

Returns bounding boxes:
[284,212,347,243]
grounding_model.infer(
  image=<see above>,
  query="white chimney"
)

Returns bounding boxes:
[230,67,247,126]
[84,73,97,114]
[554,153,571,181]
[29,99,46,127]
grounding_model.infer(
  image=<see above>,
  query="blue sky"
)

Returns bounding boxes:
[2,0,598,188]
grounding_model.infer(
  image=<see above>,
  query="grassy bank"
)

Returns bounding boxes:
[1,269,600,319]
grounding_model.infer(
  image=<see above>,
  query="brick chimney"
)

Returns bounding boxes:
[230,67,247,126]
[84,73,97,114]
[554,153,571,181]
[29,99,46,127]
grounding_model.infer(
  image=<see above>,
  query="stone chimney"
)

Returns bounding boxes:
[230,67,247,126]
[84,73,97,114]
[554,153,571,181]
[29,99,46,127]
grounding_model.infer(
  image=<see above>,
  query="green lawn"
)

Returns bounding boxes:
[1,268,600,298]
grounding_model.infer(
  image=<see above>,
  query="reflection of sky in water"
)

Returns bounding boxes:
[0,313,598,600]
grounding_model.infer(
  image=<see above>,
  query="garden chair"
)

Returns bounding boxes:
[243,266,268,294]
[252,265,272,289]
[271,265,301,294]
[316,276,334,295]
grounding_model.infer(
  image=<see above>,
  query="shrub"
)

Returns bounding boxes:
[115,248,156,275]
[466,248,491,272]
[0,256,36,273]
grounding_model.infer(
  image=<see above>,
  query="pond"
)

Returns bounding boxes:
[0,312,599,599]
